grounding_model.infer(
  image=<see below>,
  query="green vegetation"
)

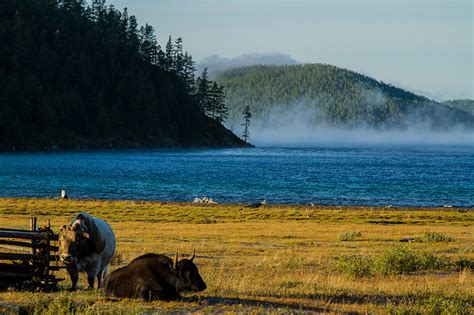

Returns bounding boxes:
[443,99,474,115]
[337,255,374,277]
[376,247,449,275]
[338,247,462,278]
[195,68,229,124]
[422,231,455,243]
[0,0,245,150]
[388,292,471,315]
[339,230,362,241]
[216,64,474,129]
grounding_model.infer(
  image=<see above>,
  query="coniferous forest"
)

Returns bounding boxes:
[217,64,474,130]
[0,0,247,150]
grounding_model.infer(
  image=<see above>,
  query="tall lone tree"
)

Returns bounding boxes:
[242,105,252,142]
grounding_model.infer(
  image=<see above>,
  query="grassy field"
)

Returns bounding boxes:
[0,198,472,314]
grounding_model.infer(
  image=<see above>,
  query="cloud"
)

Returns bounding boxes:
[197,52,299,78]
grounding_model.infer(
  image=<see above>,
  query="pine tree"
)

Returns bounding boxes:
[182,52,196,92]
[90,0,106,21]
[60,0,85,12]
[217,85,229,124]
[164,35,174,71]
[242,105,252,142]
[195,68,210,113]
[209,83,227,123]
[139,23,158,64]
[127,15,139,51]
[207,82,219,119]
[174,37,184,78]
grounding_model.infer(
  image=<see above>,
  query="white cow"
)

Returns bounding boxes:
[59,212,116,290]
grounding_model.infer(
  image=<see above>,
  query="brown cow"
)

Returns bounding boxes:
[104,252,207,301]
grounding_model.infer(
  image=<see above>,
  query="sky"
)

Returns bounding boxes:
[106,0,473,101]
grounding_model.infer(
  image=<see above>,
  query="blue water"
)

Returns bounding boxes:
[0,146,473,207]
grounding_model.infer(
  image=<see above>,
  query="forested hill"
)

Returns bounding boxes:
[0,0,248,151]
[442,99,474,115]
[217,64,474,130]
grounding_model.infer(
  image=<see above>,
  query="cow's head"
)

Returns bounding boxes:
[174,251,207,292]
[59,219,90,264]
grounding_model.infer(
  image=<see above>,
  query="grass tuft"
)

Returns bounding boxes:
[339,230,362,241]
[339,247,452,277]
[387,292,471,315]
[422,231,455,243]
[376,247,449,275]
[337,255,374,277]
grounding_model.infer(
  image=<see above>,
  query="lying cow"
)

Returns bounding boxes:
[59,212,116,290]
[105,252,207,301]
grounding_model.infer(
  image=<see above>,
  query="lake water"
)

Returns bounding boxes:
[0,146,473,207]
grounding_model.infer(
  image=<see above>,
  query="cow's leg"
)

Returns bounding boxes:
[66,264,79,291]
[140,289,153,301]
[86,261,101,289]
[97,268,104,289]
[86,273,95,289]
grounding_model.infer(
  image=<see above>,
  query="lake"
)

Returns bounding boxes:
[0,145,473,207]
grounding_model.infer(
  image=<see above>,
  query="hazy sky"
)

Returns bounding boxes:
[106,0,473,101]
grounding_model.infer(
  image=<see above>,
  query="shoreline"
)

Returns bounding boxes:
[1,197,472,212]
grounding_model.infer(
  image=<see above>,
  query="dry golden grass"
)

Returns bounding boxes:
[0,198,472,314]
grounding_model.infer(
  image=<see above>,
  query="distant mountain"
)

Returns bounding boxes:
[216,64,474,130]
[0,0,248,151]
[197,53,299,78]
[442,99,474,115]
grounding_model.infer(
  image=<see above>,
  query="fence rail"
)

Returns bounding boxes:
[0,217,64,291]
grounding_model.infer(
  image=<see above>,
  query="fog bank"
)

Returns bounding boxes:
[229,105,474,147]
[250,125,474,147]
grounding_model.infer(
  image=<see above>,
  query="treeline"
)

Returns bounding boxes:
[0,0,241,150]
[442,100,474,115]
[217,64,474,130]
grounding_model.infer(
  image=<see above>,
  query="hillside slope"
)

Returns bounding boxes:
[0,0,248,150]
[217,64,474,130]
[443,99,474,115]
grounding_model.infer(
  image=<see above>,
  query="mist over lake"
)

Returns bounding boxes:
[1,145,472,207]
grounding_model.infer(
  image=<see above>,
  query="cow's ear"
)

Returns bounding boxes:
[173,253,179,270]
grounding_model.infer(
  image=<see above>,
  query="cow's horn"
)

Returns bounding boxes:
[71,220,81,231]
[190,250,195,262]
[174,253,179,270]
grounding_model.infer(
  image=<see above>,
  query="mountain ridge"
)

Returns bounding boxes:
[216,64,474,131]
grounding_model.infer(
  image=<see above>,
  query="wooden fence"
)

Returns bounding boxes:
[0,217,64,291]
